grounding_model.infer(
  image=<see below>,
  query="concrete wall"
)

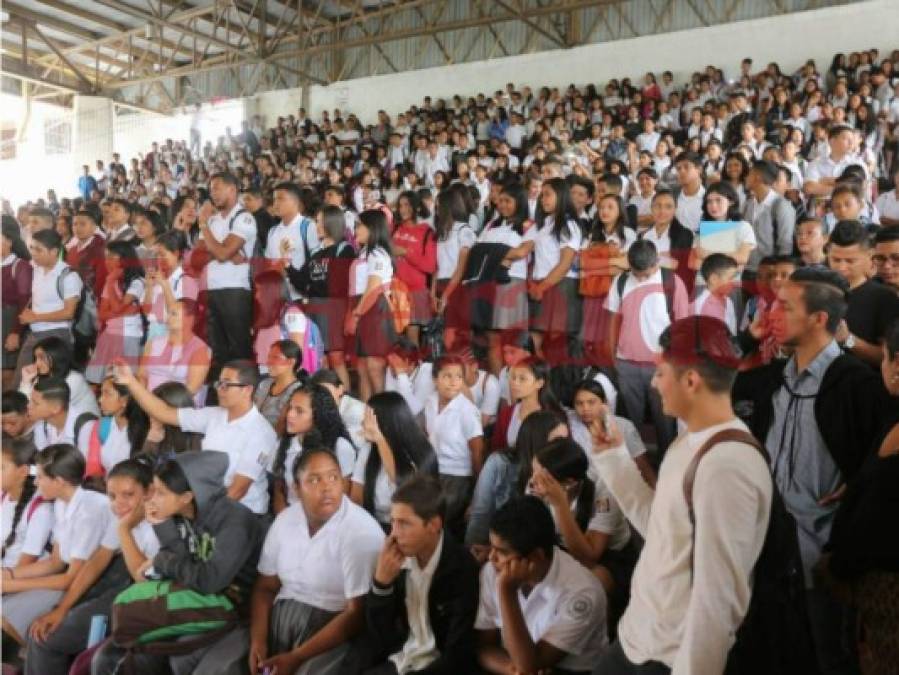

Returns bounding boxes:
[306,0,896,122]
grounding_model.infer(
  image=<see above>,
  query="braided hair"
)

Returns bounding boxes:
[2,439,38,560]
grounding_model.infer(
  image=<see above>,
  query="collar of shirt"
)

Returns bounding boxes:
[56,486,86,524]
[786,339,841,387]
[2,254,16,266]
[760,189,778,209]
[280,212,305,229]
[403,531,444,578]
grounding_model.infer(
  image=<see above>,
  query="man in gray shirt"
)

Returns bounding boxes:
[743,159,796,274]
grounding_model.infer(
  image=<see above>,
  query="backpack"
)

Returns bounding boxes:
[83,416,114,480]
[386,277,413,335]
[616,267,677,323]
[56,267,98,340]
[279,303,325,374]
[683,429,816,675]
[111,580,237,675]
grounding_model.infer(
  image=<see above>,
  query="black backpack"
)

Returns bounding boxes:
[684,429,817,675]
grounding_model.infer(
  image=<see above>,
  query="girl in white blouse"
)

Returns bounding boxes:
[1,439,52,571]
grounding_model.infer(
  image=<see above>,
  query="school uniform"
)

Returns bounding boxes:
[15,261,82,383]
[145,266,198,340]
[477,220,529,330]
[675,186,706,233]
[436,222,477,330]
[265,213,320,301]
[692,289,738,335]
[424,393,483,536]
[77,416,132,474]
[142,333,211,406]
[3,487,111,639]
[276,436,356,505]
[475,547,609,673]
[86,276,146,384]
[257,497,384,675]
[469,370,501,421]
[253,303,309,375]
[875,189,899,223]
[352,442,396,527]
[340,394,367,452]
[350,246,398,358]
[528,217,583,342]
[177,405,277,514]
[1,491,53,568]
[33,406,94,451]
[18,369,100,416]
[385,362,435,416]
[2,254,32,370]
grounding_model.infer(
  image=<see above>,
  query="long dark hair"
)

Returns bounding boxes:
[702,181,743,222]
[489,181,529,236]
[145,382,199,464]
[32,336,74,379]
[362,391,437,517]
[1,438,38,559]
[2,217,30,261]
[537,177,574,242]
[589,194,629,244]
[535,438,596,531]
[513,409,568,495]
[435,187,470,241]
[106,239,148,341]
[358,208,395,257]
[396,190,429,223]
[510,357,565,418]
[102,375,150,455]
[271,384,355,481]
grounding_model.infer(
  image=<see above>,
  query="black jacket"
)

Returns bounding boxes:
[359,535,479,675]
[462,242,512,285]
[286,241,355,298]
[733,353,896,482]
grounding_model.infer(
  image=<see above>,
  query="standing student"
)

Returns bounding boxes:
[103,199,136,243]
[265,182,319,296]
[92,451,265,675]
[743,159,797,276]
[14,230,82,386]
[270,385,357,512]
[689,181,757,289]
[353,475,480,675]
[18,336,99,415]
[672,152,706,233]
[141,229,197,341]
[433,188,476,351]
[250,449,384,675]
[477,183,536,375]
[692,254,740,334]
[423,355,485,538]
[288,206,356,391]
[591,316,772,674]
[1,438,53,571]
[527,178,583,361]
[393,191,437,346]
[1,444,111,648]
[254,339,305,428]
[795,218,828,268]
[637,190,695,293]
[475,496,608,674]
[347,209,398,400]
[132,207,166,262]
[23,458,158,675]
[2,219,32,390]
[112,359,277,516]
[86,240,147,385]
[195,172,258,376]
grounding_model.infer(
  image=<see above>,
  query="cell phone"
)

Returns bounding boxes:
[601,410,613,436]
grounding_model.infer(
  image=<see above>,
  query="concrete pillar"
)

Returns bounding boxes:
[72,95,113,176]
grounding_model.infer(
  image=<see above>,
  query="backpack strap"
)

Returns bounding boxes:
[660,267,676,323]
[299,216,312,261]
[56,266,73,301]
[74,411,99,448]
[615,271,628,299]
[26,495,46,523]
[226,208,249,232]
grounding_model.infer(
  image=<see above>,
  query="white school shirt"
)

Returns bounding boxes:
[52,487,111,564]
[350,246,393,297]
[18,370,99,416]
[31,261,83,332]
[591,419,771,674]
[33,406,93,451]
[351,442,394,524]
[692,289,738,335]
[629,193,654,218]
[102,277,146,338]
[436,222,477,280]
[77,418,132,473]
[385,362,435,417]
[276,436,356,505]
[1,492,53,567]
[257,497,384,611]
[875,189,899,222]
[388,533,445,673]
[424,393,483,477]
[265,213,320,279]
[640,224,672,256]
[202,203,257,290]
[804,153,866,183]
[340,395,367,452]
[475,547,608,671]
[675,187,705,233]
[470,370,501,419]
[553,484,631,552]
[99,518,160,559]
[477,221,528,279]
[146,266,198,333]
[529,217,582,281]
[177,405,277,514]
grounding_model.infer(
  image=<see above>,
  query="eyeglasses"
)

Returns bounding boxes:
[214,380,247,390]
[872,254,899,266]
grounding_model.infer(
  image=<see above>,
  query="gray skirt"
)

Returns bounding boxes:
[491,279,529,330]
[3,588,65,640]
[270,598,349,675]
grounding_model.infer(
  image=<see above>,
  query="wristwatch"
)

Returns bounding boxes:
[841,333,856,350]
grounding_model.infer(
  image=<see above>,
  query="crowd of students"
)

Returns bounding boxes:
[2,47,899,675]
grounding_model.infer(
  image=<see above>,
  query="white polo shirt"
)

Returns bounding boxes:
[804,153,866,183]
[1,492,53,567]
[146,266,198,330]
[423,392,483,477]
[274,436,356,505]
[33,407,93,451]
[257,496,384,611]
[350,246,393,297]
[875,189,899,223]
[31,262,82,333]
[202,203,257,291]
[100,517,161,559]
[675,187,705,233]
[475,547,608,671]
[102,277,146,338]
[264,213,320,271]
[529,217,582,281]
[177,405,277,514]
[52,487,111,564]
[640,225,672,255]
[436,222,477,280]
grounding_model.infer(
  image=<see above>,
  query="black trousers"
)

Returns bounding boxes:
[593,641,671,675]
[206,288,253,377]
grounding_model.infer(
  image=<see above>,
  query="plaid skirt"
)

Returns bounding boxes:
[305,296,349,353]
[355,295,398,358]
[529,278,583,335]
[490,279,529,331]
[408,287,434,326]
[435,279,471,330]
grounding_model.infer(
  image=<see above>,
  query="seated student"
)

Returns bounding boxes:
[529,438,636,602]
[311,368,367,451]
[2,438,52,571]
[24,458,158,675]
[77,374,149,480]
[493,356,565,451]
[475,496,608,674]
[93,451,266,675]
[795,218,828,268]
[139,382,202,462]
[254,339,306,428]
[353,475,480,675]
[422,356,485,538]
[496,330,534,406]
[466,411,568,559]
[2,445,111,649]
[111,359,278,516]
[351,392,437,529]
[2,391,34,444]
[456,346,502,428]
[270,385,358,512]
[19,336,99,415]
[250,448,384,675]
[385,340,435,416]
[692,253,740,335]
[29,378,94,451]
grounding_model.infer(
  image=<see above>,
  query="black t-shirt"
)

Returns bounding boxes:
[846,279,899,344]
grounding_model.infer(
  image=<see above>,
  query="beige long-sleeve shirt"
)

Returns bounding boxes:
[591,418,772,675]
